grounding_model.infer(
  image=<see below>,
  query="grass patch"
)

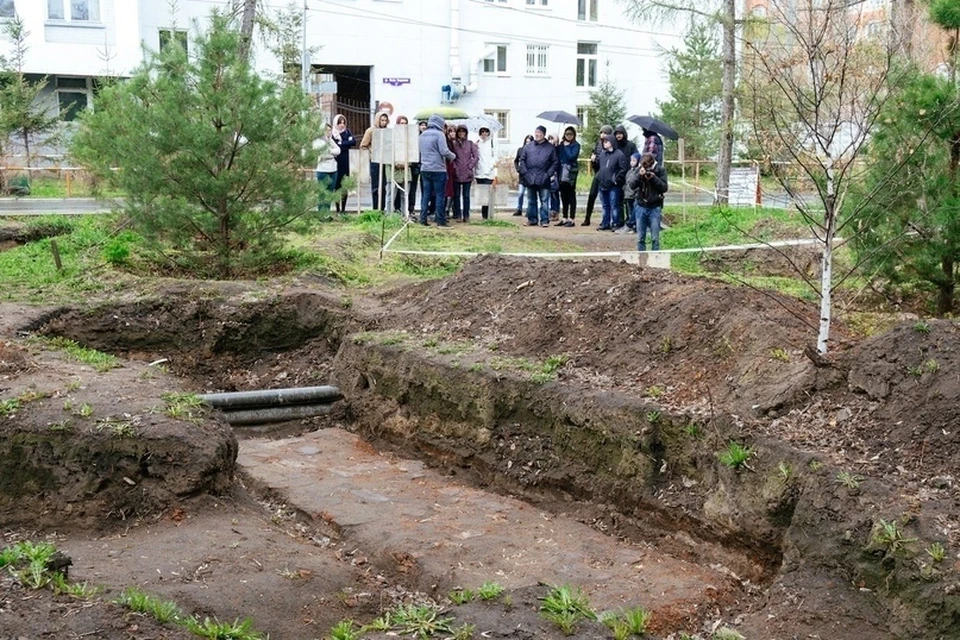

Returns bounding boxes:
[477,580,505,600]
[115,587,185,624]
[161,392,207,421]
[717,441,753,470]
[539,584,596,635]
[35,336,120,372]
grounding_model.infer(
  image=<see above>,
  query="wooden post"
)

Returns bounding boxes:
[65,170,72,198]
[50,240,63,272]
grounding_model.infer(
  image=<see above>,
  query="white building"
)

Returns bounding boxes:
[4,0,679,158]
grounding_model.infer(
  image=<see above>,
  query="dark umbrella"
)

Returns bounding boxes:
[627,115,679,141]
[536,110,582,126]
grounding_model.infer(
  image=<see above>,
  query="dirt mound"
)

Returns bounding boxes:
[380,255,835,416]
[0,345,237,529]
[0,340,32,376]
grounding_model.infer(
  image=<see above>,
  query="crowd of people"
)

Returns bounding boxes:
[314,111,669,251]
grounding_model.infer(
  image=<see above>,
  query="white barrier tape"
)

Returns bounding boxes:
[381,217,412,253]
[382,236,830,259]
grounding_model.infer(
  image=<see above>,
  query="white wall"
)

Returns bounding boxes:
[253,0,681,152]
[8,0,682,153]
[13,0,143,76]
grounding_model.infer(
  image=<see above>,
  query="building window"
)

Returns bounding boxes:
[485,110,509,141]
[482,45,508,74]
[578,0,598,21]
[48,0,100,22]
[525,45,549,76]
[576,106,589,131]
[576,42,598,88]
[159,29,188,53]
[57,76,90,121]
[525,0,548,6]
[0,1,15,18]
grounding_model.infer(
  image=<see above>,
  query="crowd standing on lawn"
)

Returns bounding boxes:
[319,111,668,250]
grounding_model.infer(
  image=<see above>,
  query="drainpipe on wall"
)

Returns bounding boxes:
[442,0,494,102]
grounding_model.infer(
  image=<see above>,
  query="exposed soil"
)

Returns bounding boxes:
[1,252,959,639]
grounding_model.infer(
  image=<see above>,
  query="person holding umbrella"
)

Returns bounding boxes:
[556,126,580,227]
[475,126,497,220]
[518,125,559,227]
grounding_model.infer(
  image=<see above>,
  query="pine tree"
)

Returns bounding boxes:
[71,10,323,279]
[582,75,627,152]
[0,17,62,179]
[656,21,722,163]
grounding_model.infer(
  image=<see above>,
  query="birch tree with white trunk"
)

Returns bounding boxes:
[741,0,909,354]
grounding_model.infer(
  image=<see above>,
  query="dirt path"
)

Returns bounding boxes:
[238,429,737,631]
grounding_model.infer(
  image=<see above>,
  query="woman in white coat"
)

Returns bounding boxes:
[474,127,497,220]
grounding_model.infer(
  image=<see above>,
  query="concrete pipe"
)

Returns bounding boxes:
[199,385,341,410]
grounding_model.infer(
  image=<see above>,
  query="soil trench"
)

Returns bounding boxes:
[238,428,735,630]
[3,254,960,638]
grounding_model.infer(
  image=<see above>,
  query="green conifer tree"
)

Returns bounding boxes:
[71,11,323,279]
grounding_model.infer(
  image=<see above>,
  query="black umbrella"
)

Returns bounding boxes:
[536,110,582,126]
[627,115,679,141]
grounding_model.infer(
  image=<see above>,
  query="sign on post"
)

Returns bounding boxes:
[728,166,760,206]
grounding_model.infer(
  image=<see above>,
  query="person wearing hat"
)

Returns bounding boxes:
[450,124,479,222]
[474,126,497,220]
[518,125,560,227]
[582,124,613,226]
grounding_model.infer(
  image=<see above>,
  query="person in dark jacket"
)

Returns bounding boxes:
[613,125,638,228]
[596,136,628,231]
[513,134,534,216]
[628,152,668,250]
[582,124,612,226]
[556,126,580,227]
[418,114,456,227]
[518,125,560,227]
[451,124,479,222]
[332,114,355,213]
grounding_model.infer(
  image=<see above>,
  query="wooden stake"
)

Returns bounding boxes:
[50,239,63,272]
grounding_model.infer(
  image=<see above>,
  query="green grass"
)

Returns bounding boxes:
[36,336,120,372]
[0,215,131,303]
[718,441,754,470]
[21,175,124,198]
[539,584,596,635]
[477,581,505,600]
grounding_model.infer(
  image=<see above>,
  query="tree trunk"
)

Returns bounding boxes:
[817,156,837,354]
[714,0,736,205]
[238,0,257,62]
[891,0,915,58]
[939,257,955,315]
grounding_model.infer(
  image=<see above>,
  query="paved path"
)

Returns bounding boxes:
[238,428,736,620]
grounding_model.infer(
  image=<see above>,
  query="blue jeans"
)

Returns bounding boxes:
[420,171,448,225]
[599,187,622,228]
[636,204,662,251]
[517,184,527,211]
[453,181,472,220]
[526,185,551,225]
[316,171,336,211]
